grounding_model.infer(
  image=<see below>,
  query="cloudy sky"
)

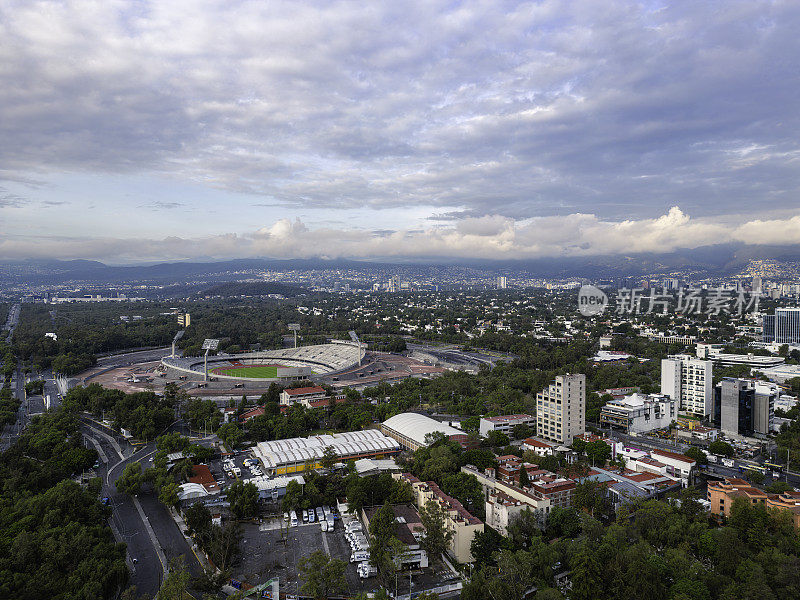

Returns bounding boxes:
[1,0,799,263]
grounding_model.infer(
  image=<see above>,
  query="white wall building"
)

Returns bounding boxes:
[661,355,713,417]
[599,393,677,434]
[479,414,536,438]
[535,373,586,444]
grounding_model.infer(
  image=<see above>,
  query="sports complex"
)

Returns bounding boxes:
[160,340,364,387]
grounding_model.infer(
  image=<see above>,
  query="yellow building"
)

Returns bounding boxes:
[395,473,483,563]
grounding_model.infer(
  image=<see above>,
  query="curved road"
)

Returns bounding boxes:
[82,418,204,597]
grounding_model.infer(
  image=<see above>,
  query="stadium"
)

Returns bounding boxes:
[160,340,364,387]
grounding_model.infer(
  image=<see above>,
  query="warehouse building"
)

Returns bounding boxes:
[252,429,400,476]
[381,412,471,451]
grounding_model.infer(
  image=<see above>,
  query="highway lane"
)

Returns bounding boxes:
[82,419,204,596]
[84,425,165,597]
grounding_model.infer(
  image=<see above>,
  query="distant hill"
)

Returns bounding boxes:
[199,281,307,297]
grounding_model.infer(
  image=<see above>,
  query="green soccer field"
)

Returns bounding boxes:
[215,365,279,378]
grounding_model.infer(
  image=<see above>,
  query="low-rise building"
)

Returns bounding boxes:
[599,393,677,434]
[766,491,800,528]
[707,478,768,518]
[461,465,552,534]
[280,385,327,406]
[396,473,483,563]
[360,503,429,569]
[479,414,536,438]
[522,437,557,457]
[253,429,400,476]
[649,449,696,485]
[382,412,474,451]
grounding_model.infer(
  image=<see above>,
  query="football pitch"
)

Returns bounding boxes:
[214,365,279,378]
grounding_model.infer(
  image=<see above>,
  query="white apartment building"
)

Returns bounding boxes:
[661,355,713,417]
[599,393,677,434]
[479,414,536,438]
[535,373,586,444]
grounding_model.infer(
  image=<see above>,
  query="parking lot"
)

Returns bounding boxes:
[232,513,457,597]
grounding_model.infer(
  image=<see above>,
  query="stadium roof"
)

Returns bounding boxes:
[382,412,463,448]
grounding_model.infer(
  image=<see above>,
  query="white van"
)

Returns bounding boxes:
[290,511,298,527]
[351,551,370,563]
[358,562,377,579]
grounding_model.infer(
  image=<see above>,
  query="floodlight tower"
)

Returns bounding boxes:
[349,330,363,366]
[171,330,185,358]
[288,323,300,348]
[201,338,220,381]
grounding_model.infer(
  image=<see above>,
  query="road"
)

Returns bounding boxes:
[81,418,204,597]
[96,347,172,368]
[3,302,20,343]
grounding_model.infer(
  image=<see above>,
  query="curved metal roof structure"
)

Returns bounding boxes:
[381,412,463,448]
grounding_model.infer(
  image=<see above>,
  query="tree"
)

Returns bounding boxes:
[205,522,243,572]
[321,445,338,470]
[470,527,505,566]
[570,542,604,600]
[115,461,144,495]
[512,422,533,440]
[573,480,610,518]
[156,556,191,600]
[765,481,792,494]
[507,507,541,549]
[298,550,347,600]
[485,430,510,447]
[546,506,581,539]
[519,464,530,488]
[216,423,244,450]
[184,502,212,537]
[159,481,180,507]
[745,469,765,485]
[369,502,399,587]
[584,440,612,466]
[709,440,735,457]
[685,446,708,465]
[282,479,304,513]
[228,480,259,519]
[419,501,455,559]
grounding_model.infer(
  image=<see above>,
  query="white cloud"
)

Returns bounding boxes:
[1,0,799,235]
[2,207,797,263]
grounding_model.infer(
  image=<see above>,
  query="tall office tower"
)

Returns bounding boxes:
[752,276,763,293]
[660,355,713,417]
[536,373,586,444]
[712,378,775,436]
[497,276,508,289]
[762,307,800,343]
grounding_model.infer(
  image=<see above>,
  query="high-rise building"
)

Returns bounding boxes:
[177,312,191,327]
[712,378,775,437]
[752,276,763,293]
[497,276,508,289]
[763,308,800,344]
[536,373,586,444]
[660,355,713,417]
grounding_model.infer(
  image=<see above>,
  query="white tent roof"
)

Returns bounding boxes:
[381,413,463,447]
